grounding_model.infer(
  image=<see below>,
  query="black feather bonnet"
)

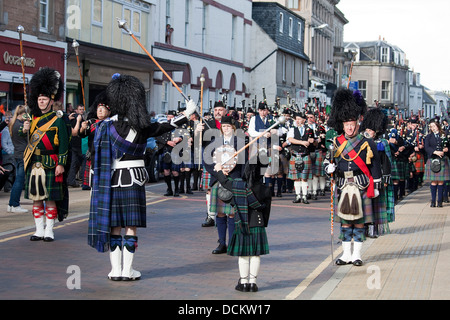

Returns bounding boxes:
[29,67,64,116]
[329,88,367,134]
[106,73,151,131]
[360,107,388,138]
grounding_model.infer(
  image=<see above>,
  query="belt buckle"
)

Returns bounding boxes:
[344,171,354,179]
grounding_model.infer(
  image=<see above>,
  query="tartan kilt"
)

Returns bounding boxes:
[332,185,374,226]
[414,153,425,173]
[288,154,312,180]
[227,226,269,256]
[209,182,235,215]
[110,185,147,228]
[391,159,409,180]
[160,160,182,171]
[313,150,326,176]
[424,157,450,182]
[385,183,395,223]
[25,158,64,201]
[370,186,392,235]
[83,159,91,186]
[201,169,211,190]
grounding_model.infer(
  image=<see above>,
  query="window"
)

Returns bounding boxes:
[279,12,284,33]
[123,7,141,36]
[358,80,367,99]
[381,47,389,63]
[288,18,293,37]
[297,22,302,42]
[288,0,299,9]
[381,81,390,100]
[40,0,49,32]
[92,0,103,26]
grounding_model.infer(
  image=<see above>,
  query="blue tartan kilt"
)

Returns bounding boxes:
[288,155,312,180]
[424,157,450,182]
[160,160,182,172]
[227,226,269,256]
[110,185,147,228]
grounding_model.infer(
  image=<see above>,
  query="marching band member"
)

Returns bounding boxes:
[324,88,382,267]
[87,74,196,281]
[424,119,450,207]
[287,112,314,204]
[23,67,70,242]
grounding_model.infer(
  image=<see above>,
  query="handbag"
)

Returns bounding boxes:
[431,158,442,173]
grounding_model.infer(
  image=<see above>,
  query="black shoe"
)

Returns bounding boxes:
[335,259,352,266]
[312,193,317,200]
[212,243,227,254]
[352,259,363,266]
[235,280,249,292]
[292,195,302,203]
[430,202,436,207]
[43,237,54,242]
[438,202,443,207]
[173,189,180,197]
[30,235,43,241]
[302,196,309,204]
[186,187,193,194]
[320,190,325,196]
[248,283,258,292]
[202,217,215,227]
[276,192,282,197]
[164,190,173,196]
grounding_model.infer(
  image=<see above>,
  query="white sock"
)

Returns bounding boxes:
[249,256,261,284]
[206,193,215,220]
[238,256,250,283]
[312,176,319,193]
[301,181,308,196]
[294,181,301,195]
[351,241,363,262]
[341,241,352,262]
[307,179,312,194]
[319,176,326,190]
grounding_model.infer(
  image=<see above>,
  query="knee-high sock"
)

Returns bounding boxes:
[164,175,172,192]
[185,170,191,189]
[294,181,301,195]
[399,180,405,197]
[206,193,215,219]
[249,256,261,284]
[319,176,326,191]
[437,184,444,203]
[238,256,250,283]
[216,216,227,245]
[307,179,312,194]
[312,176,318,193]
[301,181,308,197]
[430,184,437,203]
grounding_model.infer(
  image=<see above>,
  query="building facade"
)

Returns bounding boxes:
[250,2,309,109]
[344,39,410,116]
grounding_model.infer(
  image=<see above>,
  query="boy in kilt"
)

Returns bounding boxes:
[360,108,395,237]
[214,156,271,293]
[324,89,382,267]
[87,74,197,281]
[287,112,314,204]
[22,67,70,242]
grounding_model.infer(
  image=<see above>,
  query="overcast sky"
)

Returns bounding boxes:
[337,0,450,92]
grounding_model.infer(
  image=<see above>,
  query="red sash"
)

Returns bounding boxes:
[41,134,63,183]
[337,135,375,198]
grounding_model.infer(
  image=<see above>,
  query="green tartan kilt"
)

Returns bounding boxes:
[391,159,409,180]
[424,157,450,182]
[209,182,234,215]
[24,159,64,202]
[227,226,269,256]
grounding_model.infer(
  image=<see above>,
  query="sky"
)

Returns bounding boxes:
[336,0,450,92]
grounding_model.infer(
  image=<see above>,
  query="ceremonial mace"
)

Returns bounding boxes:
[17,26,29,117]
[198,74,205,170]
[327,140,336,264]
[347,50,357,89]
[221,116,286,165]
[72,39,86,108]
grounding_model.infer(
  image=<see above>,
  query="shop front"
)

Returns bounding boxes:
[0,33,66,112]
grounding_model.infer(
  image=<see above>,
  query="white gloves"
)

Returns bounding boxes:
[185,99,198,118]
[326,163,336,174]
[373,189,379,198]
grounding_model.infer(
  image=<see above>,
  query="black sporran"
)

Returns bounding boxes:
[431,158,441,173]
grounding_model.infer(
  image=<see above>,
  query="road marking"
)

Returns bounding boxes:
[0,197,172,243]
[284,246,342,300]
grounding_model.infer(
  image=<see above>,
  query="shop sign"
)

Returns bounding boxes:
[3,51,36,68]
